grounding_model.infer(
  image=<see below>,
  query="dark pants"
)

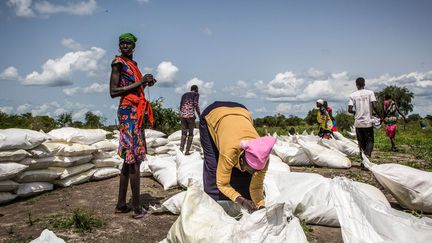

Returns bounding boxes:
[355,127,374,158]
[180,117,195,153]
[117,161,142,213]
[200,101,252,201]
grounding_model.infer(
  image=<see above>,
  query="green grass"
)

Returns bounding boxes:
[45,209,105,233]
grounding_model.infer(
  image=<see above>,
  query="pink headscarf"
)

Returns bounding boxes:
[240,136,277,170]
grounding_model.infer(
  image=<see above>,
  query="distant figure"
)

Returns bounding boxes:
[109,33,157,219]
[323,100,337,132]
[179,85,200,155]
[383,94,407,151]
[348,77,380,159]
[288,127,296,135]
[200,101,276,213]
[316,99,333,139]
[419,117,427,129]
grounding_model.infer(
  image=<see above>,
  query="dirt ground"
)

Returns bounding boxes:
[0,148,430,243]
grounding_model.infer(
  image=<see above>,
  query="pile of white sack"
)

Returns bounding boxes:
[0,127,122,204]
[272,131,358,168]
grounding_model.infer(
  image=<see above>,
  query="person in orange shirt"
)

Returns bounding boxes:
[200,101,276,213]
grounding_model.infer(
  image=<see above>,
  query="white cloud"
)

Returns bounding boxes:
[83,83,108,93]
[61,38,83,51]
[17,103,31,113]
[260,72,305,97]
[203,27,213,36]
[72,108,89,121]
[8,0,97,17]
[54,108,66,116]
[0,66,19,80]
[155,61,179,86]
[298,80,336,101]
[31,103,51,116]
[63,87,80,96]
[7,0,35,17]
[0,106,14,114]
[175,77,214,97]
[143,67,153,73]
[21,47,106,86]
[34,0,97,16]
[223,80,257,99]
[255,107,268,113]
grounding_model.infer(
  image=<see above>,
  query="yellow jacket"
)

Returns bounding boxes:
[204,106,267,207]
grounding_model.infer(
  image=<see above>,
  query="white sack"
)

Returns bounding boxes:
[163,185,308,243]
[54,169,96,187]
[48,127,109,145]
[175,151,203,188]
[298,138,351,168]
[17,182,53,197]
[0,180,20,192]
[30,229,65,243]
[145,129,166,138]
[267,154,290,173]
[148,156,177,190]
[0,192,17,204]
[50,155,93,167]
[19,156,56,170]
[40,142,97,156]
[150,191,186,214]
[272,140,310,166]
[151,137,169,147]
[155,145,172,154]
[14,169,62,183]
[92,167,120,180]
[318,138,357,156]
[49,163,95,180]
[331,177,432,243]
[0,128,48,150]
[91,140,117,151]
[0,162,28,180]
[362,154,432,213]
[0,149,31,162]
[93,150,117,159]
[91,157,122,168]
[167,129,199,141]
[140,159,151,177]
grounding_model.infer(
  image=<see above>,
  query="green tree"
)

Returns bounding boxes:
[147,98,181,134]
[304,108,318,125]
[407,113,421,122]
[57,112,73,127]
[28,115,57,132]
[375,85,414,116]
[334,110,354,132]
[84,112,106,128]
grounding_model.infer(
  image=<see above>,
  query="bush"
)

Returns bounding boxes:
[335,111,354,132]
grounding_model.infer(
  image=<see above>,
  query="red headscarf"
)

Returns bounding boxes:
[118,56,154,128]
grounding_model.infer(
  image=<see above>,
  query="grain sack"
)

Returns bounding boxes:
[28,145,54,158]
[0,128,48,150]
[19,156,56,170]
[54,169,96,187]
[272,140,310,166]
[175,151,203,188]
[331,177,432,243]
[145,129,166,138]
[163,185,308,243]
[91,157,122,168]
[14,169,62,183]
[0,180,20,192]
[267,154,290,173]
[148,156,177,190]
[0,149,31,162]
[151,137,169,147]
[140,159,151,177]
[318,138,357,156]
[91,140,117,151]
[48,127,110,145]
[30,229,65,243]
[17,182,53,197]
[40,142,97,156]
[93,150,117,159]
[150,191,186,214]
[92,167,120,180]
[362,154,432,213]
[155,145,172,154]
[0,162,28,180]
[167,129,199,141]
[50,155,93,167]
[49,163,95,180]
[0,192,17,204]
[298,139,351,168]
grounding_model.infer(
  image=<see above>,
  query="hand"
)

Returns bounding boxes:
[142,74,156,86]
[235,196,257,213]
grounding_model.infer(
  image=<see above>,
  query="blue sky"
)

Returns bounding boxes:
[1,0,431,124]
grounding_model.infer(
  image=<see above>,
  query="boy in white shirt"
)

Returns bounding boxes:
[348,77,381,159]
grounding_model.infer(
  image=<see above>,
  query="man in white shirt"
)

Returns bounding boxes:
[348,77,381,159]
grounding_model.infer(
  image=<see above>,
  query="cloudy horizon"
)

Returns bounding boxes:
[1,0,431,124]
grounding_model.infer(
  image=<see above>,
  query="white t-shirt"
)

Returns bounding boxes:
[348,89,376,128]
